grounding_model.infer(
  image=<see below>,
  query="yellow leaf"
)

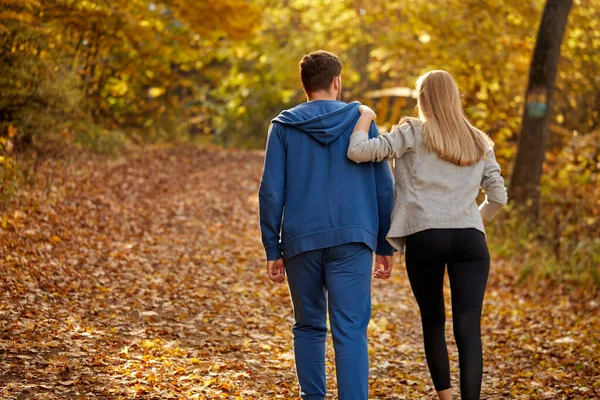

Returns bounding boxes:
[148,87,165,98]
[377,317,388,331]
[7,124,16,137]
[203,378,217,387]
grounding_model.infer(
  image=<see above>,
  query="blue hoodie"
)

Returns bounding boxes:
[258,100,395,261]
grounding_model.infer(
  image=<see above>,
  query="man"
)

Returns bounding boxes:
[258,50,395,400]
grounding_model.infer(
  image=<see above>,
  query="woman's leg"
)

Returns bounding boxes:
[405,230,452,395]
[285,249,328,400]
[447,229,490,400]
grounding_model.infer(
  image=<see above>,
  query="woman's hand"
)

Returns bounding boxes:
[358,105,377,120]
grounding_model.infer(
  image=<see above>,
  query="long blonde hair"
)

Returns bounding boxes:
[402,70,493,166]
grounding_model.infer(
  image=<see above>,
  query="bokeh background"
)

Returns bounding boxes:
[2,0,597,281]
[1,1,599,398]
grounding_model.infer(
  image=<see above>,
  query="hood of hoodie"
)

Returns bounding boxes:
[272,100,361,145]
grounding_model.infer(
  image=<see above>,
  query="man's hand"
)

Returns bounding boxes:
[267,258,286,283]
[374,254,393,279]
[358,105,377,120]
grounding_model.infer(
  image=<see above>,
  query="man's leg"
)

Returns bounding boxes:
[325,243,373,400]
[285,249,328,400]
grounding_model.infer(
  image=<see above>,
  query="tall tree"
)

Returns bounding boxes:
[509,0,573,218]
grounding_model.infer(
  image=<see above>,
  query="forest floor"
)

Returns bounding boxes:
[0,144,598,399]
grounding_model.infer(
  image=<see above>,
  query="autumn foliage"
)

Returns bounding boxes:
[1,146,599,398]
[1,0,598,278]
[0,0,599,398]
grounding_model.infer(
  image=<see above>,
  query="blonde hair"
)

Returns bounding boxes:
[401,70,493,166]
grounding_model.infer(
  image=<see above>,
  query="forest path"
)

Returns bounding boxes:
[1,145,597,399]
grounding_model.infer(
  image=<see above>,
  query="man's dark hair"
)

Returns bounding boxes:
[299,50,342,93]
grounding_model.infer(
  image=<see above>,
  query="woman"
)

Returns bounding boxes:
[347,70,507,400]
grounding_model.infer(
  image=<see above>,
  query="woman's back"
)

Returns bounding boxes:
[391,120,503,236]
[347,119,507,252]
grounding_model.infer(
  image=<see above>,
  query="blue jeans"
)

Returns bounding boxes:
[285,242,373,400]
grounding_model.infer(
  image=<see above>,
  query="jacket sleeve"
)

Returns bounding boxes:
[479,147,508,222]
[258,123,286,260]
[348,122,415,163]
[370,122,396,255]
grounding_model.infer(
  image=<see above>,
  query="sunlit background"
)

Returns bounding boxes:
[1,1,599,398]
[1,0,599,272]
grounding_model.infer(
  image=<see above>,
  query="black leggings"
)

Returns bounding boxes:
[405,228,490,400]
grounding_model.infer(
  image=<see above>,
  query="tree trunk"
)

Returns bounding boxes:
[352,0,373,96]
[508,0,573,219]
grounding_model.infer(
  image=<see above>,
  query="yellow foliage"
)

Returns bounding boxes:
[0,10,35,23]
[0,0,39,7]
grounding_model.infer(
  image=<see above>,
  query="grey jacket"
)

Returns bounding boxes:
[348,120,508,253]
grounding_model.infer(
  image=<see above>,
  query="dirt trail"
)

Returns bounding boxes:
[1,145,598,399]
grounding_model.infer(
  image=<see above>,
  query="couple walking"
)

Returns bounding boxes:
[258,50,507,400]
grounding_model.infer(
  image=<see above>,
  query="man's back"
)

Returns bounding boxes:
[259,100,395,261]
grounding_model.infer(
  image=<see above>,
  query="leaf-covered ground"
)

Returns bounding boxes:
[1,145,598,399]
